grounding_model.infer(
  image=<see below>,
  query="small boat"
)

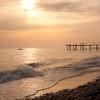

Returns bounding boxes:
[18,48,23,50]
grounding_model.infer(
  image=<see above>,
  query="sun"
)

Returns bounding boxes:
[22,0,36,10]
[21,0,42,17]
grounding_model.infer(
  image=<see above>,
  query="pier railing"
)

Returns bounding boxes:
[65,43,100,51]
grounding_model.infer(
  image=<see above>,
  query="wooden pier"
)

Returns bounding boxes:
[65,43,100,51]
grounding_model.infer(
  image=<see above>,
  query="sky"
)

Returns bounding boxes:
[0,0,100,48]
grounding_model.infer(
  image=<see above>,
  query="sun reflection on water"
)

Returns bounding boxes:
[22,48,39,64]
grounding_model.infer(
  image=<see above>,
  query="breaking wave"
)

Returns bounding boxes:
[0,56,100,86]
[0,66,43,84]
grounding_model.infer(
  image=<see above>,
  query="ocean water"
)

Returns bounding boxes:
[0,48,100,100]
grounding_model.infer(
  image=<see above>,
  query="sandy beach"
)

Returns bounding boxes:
[30,75,100,100]
[32,71,100,98]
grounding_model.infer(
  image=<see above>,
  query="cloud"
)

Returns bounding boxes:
[0,18,39,31]
[0,0,100,32]
[37,0,100,14]
[0,0,18,7]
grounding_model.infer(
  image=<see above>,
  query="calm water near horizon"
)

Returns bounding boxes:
[0,48,100,100]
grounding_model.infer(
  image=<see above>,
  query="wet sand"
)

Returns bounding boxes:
[32,75,100,100]
[34,71,100,97]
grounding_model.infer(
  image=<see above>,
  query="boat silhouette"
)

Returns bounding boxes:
[18,48,23,50]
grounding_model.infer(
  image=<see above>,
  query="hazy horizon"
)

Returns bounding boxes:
[0,0,100,48]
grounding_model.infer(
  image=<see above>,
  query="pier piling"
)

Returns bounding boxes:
[65,43,100,51]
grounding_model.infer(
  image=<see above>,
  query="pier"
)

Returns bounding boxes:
[65,43,100,51]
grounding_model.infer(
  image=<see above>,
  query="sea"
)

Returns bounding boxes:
[0,48,100,100]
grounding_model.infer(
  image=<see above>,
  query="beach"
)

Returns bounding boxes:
[24,71,100,99]
[31,76,100,100]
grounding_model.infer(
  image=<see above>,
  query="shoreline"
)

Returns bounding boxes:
[32,75,100,100]
[34,71,100,98]
[22,70,100,100]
